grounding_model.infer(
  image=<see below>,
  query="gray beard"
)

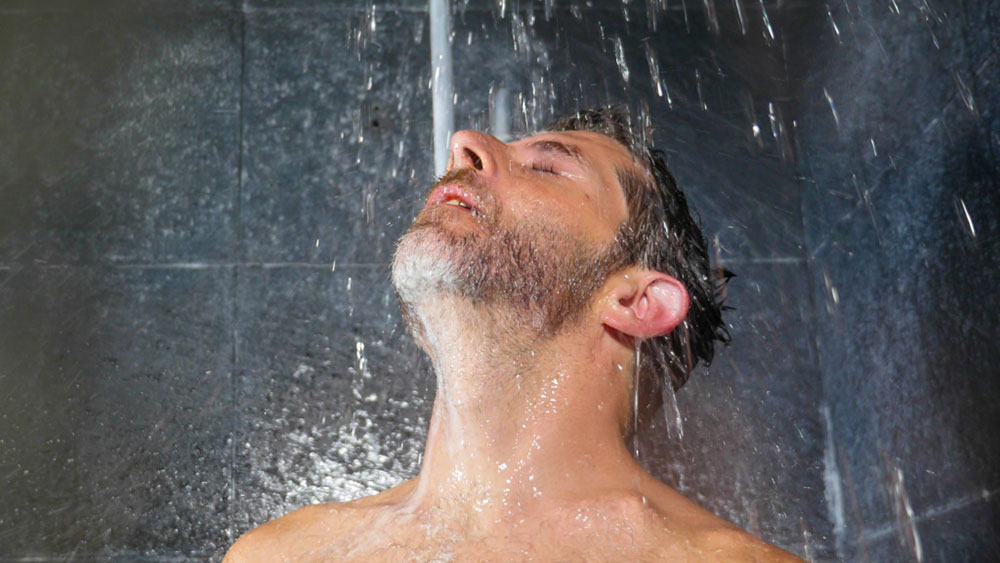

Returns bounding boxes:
[391,209,628,338]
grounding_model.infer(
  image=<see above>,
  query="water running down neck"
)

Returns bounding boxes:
[632,339,642,461]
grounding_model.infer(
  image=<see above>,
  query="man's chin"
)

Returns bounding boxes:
[390,228,464,309]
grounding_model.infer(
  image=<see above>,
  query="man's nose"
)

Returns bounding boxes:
[447,130,503,177]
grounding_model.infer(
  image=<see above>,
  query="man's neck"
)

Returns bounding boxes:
[401,295,644,528]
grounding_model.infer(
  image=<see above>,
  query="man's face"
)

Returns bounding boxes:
[392,129,639,335]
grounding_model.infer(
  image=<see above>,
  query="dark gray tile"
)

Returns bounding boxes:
[797,0,999,252]
[241,10,432,265]
[638,261,831,559]
[0,11,240,265]
[0,265,233,557]
[807,89,1000,547]
[245,0,425,9]
[0,0,236,11]
[841,532,911,563]
[799,4,1000,549]
[917,494,1000,563]
[838,493,1000,562]
[231,265,432,533]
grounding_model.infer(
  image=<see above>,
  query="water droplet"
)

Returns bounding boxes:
[882,451,924,562]
[613,36,630,83]
[759,0,775,43]
[643,41,672,107]
[826,3,842,43]
[632,340,641,459]
[702,0,720,34]
[733,0,748,35]
[954,197,976,238]
[953,71,977,115]
[695,69,708,111]
[823,88,841,131]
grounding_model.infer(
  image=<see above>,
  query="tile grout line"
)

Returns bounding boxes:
[717,256,807,265]
[857,487,1000,544]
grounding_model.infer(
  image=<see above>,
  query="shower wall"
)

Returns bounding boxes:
[3,0,992,561]
[793,0,1000,561]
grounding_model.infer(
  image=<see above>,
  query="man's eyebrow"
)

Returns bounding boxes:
[524,139,585,161]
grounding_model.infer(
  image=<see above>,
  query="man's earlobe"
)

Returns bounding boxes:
[601,273,689,339]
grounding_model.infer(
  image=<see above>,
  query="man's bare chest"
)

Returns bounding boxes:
[294,506,675,562]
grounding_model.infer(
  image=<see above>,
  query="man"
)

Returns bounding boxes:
[226,108,801,561]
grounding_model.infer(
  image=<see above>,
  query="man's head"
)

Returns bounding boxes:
[391,125,638,338]
[392,106,729,424]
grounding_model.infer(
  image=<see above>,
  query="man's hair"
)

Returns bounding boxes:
[548,107,732,424]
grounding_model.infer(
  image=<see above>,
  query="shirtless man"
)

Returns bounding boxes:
[225,108,802,561]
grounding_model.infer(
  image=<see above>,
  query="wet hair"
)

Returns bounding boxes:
[548,107,732,423]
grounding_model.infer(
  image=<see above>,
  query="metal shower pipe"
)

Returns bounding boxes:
[430,0,454,177]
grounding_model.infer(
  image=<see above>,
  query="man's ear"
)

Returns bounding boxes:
[600,270,689,339]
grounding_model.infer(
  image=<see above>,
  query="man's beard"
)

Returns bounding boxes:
[391,169,629,337]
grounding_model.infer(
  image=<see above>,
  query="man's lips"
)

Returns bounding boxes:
[425,184,483,216]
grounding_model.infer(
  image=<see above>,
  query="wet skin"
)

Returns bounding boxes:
[225,130,803,562]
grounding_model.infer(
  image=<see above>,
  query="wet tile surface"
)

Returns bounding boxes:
[231,265,431,534]
[799,0,1000,558]
[240,9,432,265]
[0,265,233,557]
[0,0,237,11]
[244,0,425,9]
[0,11,240,265]
[797,0,1000,254]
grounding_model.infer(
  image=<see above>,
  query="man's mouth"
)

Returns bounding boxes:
[426,184,483,217]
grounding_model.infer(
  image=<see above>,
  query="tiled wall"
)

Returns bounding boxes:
[793,0,1000,560]
[11,0,994,560]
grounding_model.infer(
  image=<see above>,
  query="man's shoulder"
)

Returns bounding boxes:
[637,480,803,561]
[223,503,347,562]
[223,479,417,562]
[683,524,803,562]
